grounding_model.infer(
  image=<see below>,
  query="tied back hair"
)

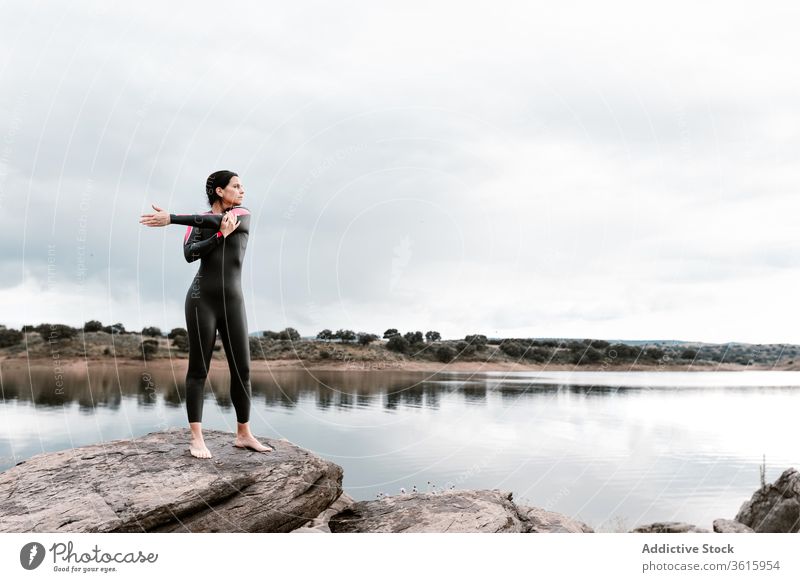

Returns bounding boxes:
[205,170,238,208]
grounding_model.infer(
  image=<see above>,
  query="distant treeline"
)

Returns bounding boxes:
[2,322,798,366]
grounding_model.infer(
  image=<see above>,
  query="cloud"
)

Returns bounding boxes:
[3,0,800,342]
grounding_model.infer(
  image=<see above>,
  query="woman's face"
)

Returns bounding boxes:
[216,175,244,207]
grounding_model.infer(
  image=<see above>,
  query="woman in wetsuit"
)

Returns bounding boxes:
[139,170,272,459]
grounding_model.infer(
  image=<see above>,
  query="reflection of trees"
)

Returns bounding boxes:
[463,385,488,403]
[2,364,552,413]
[385,382,438,410]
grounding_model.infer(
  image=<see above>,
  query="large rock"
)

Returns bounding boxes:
[517,505,594,533]
[631,522,710,533]
[328,489,591,533]
[713,519,754,533]
[0,428,342,533]
[735,468,800,532]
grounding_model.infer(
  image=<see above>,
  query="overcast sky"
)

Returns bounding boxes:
[2,0,799,343]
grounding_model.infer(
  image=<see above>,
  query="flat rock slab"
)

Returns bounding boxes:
[329,489,533,533]
[0,428,342,533]
[631,522,710,533]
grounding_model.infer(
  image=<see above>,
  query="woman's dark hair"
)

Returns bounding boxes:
[205,170,238,208]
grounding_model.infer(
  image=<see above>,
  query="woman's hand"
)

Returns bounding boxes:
[139,204,171,227]
[220,211,240,238]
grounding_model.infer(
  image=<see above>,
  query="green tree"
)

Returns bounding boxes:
[103,323,126,335]
[578,347,603,363]
[168,327,187,339]
[456,341,476,357]
[387,336,409,354]
[172,334,189,351]
[523,346,551,363]
[83,320,103,332]
[140,339,159,360]
[645,347,665,360]
[39,324,78,342]
[336,329,356,343]
[358,333,379,345]
[425,331,441,343]
[609,343,639,359]
[0,328,23,348]
[500,340,524,357]
[436,345,456,363]
[465,334,487,348]
[279,327,301,341]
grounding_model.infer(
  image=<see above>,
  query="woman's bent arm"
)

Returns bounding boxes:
[183,226,222,263]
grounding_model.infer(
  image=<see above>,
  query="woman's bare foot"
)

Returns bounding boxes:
[233,434,273,453]
[189,437,212,459]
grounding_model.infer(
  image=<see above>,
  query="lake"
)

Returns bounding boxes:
[1,363,798,532]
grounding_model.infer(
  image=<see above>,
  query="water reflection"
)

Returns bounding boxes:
[1,362,799,531]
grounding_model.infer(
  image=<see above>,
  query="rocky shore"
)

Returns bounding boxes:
[0,429,796,533]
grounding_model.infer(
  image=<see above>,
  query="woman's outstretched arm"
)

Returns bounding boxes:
[140,204,223,229]
[169,213,224,228]
[140,204,249,229]
[173,206,249,229]
[171,206,250,229]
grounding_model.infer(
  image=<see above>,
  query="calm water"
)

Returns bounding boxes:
[1,363,798,531]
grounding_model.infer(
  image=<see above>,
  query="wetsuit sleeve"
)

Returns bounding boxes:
[183,225,223,263]
[230,206,250,231]
[169,213,224,228]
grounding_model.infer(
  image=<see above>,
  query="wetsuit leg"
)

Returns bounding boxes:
[217,298,252,424]
[184,295,218,423]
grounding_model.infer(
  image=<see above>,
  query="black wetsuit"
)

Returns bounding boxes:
[169,206,252,424]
